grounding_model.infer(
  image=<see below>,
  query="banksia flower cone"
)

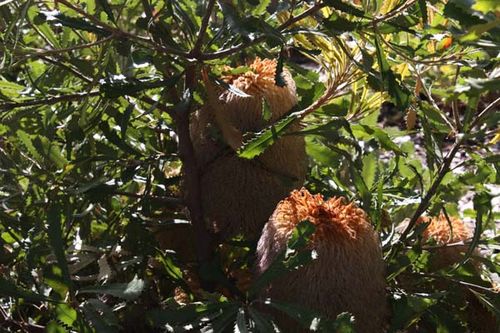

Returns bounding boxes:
[256,189,387,332]
[417,214,472,270]
[412,214,496,332]
[190,58,307,239]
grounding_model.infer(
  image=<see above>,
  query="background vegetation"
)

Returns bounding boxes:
[0,0,499,331]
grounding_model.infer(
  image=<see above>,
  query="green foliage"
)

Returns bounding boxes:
[0,0,499,332]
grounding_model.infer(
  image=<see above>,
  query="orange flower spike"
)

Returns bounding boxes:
[256,188,388,332]
[191,58,307,240]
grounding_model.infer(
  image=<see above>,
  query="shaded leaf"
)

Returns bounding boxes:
[79,275,145,300]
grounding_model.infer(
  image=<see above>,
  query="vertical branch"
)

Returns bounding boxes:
[190,0,217,57]
[174,65,213,262]
[174,0,218,263]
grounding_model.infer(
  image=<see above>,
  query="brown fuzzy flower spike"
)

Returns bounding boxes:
[189,58,306,240]
[256,188,388,332]
[411,215,496,333]
[418,214,471,245]
[416,214,472,270]
[202,57,298,150]
[220,57,298,120]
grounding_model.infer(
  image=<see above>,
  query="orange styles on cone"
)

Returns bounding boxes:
[256,188,388,332]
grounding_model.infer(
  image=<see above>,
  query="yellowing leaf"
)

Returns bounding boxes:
[489,130,500,145]
[394,63,410,80]
[472,0,500,14]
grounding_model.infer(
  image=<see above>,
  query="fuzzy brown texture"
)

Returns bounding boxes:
[191,58,307,240]
[256,188,388,332]
[414,214,497,332]
[417,214,473,270]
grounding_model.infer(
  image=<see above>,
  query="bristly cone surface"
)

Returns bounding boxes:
[190,58,307,240]
[406,215,496,332]
[416,214,473,270]
[419,214,471,245]
[256,188,388,332]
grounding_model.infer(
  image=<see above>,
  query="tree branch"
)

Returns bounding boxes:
[14,34,115,59]
[470,96,500,129]
[0,91,100,112]
[112,191,184,206]
[173,65,213,263]
[55,0,189,58]
[199,2,326,60]
[398,137,464,243]
[190,0,217,57]
[372,0,419,24]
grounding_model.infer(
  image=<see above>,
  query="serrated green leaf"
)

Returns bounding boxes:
[460,18,500,42]
[362,153,377,189]
[56,303,77,329]
[238,112,299,159]
[443,0,485,27]
[47,206,72,293]
[16,130,43,162]
[248,308,276,332]
[418,0,428,25]
[101,75,180,98]
[472,0,500,13]
[236,308,249,333]
[37,136,68,168]
[324,15,360,33]
[374,36,410,110]
[358,125,403,154]
[389,294,438,331]
[0,80,25,98]
[157,250,184,282]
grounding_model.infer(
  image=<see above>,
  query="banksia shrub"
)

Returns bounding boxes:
[256,188,387,332]
[191,58,307,239]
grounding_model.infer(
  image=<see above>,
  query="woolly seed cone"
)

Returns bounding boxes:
[191,58,307,240]
[256,188,388,332]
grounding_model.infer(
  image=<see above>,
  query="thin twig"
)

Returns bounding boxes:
[398,137,464,243]
[199,2,326,60]
[372,0,419,24]
[415,272,495,293]
[39,56,93,82]
[414,68,456,132]
[470,96,500,129]
[112,191,184,206]
[0,91,100,112]
[14,34,115,58]
[190,0,217,57]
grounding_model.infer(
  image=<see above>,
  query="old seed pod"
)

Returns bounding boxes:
[256,188,388,332]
